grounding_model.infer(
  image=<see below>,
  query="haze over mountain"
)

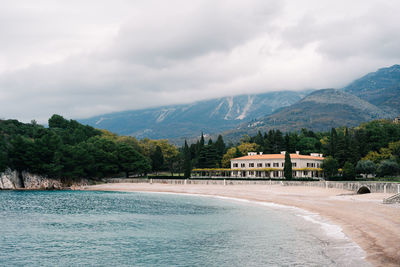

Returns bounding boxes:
[80,64,399,142]
[80,90,310,140]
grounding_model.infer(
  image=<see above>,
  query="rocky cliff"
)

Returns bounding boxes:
[0,169,69,190]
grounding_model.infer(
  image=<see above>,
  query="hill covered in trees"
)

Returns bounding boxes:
[1,115,399,184]
[0,115,153,183]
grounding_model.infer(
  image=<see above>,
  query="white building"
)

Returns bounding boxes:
[230,151,324,178]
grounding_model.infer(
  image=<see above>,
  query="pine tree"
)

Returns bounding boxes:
[284,133,290,152]
[342,161,356,180]
[283,151,293,180]
[263,133,272,154]
[205,144,218,168]
[151,146,164,174]
[335,131,347,167]
[183,140,192,178]
[254,131,264,151]
[199,132,205,148]
[329,128,337,157]
[215,135,226,166]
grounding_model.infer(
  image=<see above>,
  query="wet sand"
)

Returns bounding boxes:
[82,183,400,266]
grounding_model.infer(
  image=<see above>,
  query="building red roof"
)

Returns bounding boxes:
[232,154,324,161]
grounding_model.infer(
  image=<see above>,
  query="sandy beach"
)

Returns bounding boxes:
[83,183,400,266]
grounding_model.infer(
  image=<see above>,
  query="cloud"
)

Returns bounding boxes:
[0,0,399,123]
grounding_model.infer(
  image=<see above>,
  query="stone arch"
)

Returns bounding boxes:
[357,186,371,194]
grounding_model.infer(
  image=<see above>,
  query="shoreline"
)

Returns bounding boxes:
[82,183,400,267]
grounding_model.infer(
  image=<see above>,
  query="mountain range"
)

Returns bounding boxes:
[79,90,311,140]
[79,64,400,143]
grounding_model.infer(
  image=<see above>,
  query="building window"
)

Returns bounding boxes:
[273,171,279,177]
[249,163,255,167]
[248,171,254,176]
[281,162,284,167]
[241,163,245,168]
[303,171,308,176]
[266,163,271,167]
[233,163,238,168]
[257,163,263,168]
[292,163,297,167]
[292,171,296,177]
[307,163,315,168]
[273,163,279,167]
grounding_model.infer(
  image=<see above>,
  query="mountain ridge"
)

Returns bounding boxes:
[79,90,311,139]
[79,64,400,142]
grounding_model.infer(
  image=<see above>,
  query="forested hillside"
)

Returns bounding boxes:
[0,115,153,180]
[1,115,399,181]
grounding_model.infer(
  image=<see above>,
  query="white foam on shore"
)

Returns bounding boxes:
[122,190,369,265]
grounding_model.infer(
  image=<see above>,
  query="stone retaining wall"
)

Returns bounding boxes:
[102,178,400,194]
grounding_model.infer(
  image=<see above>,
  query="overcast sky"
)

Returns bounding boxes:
[1,0,399,122]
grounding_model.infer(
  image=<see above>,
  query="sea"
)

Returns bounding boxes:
[0,190,369,266]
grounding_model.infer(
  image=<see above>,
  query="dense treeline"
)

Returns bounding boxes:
[0,115,151,180]
[184,120,400,178]
[1,115,399,180]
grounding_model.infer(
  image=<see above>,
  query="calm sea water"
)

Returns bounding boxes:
[0,190,367,266]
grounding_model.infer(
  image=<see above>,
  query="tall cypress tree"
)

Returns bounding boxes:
[284,151,293,180]
[329,128,337,157]
[199,132,205,148]
[215,135,226,166]
[151,145,164,174]
[183,140,192,178]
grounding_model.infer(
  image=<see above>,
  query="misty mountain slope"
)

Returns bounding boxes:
[343,64,400,115]
[79,90,309,139]
[225,89,392,137]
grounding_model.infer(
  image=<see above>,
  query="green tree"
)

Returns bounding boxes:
[355,160,376,178]
[297,137,318,155]
[263,134,272,154]
[0,136,9,172]
[48,114,69,129]
[254,131,264,151]
[215,135,226,164]
[321,156,339,178]
[329,128,337,157]
[151,146,164,174]
[9,135,35,172]
[376,160,399,177]
[183,140,192,178]
[118,143,150,177]
[86,137,119,178]
[342,161,356,180]
[283,151,292,180]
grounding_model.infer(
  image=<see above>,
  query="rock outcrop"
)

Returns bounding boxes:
[0,169,64,190]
